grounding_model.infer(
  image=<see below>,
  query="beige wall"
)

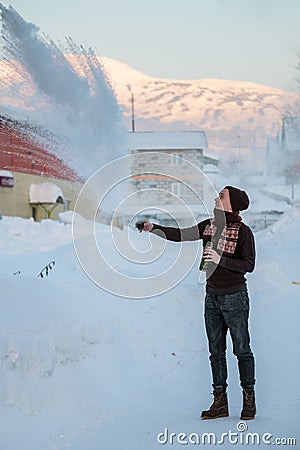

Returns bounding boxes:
[0,172,85,220]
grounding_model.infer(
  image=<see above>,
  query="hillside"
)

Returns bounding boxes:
[0,52,295,153]
[101,57,295,149]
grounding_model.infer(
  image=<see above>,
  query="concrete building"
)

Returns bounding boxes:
[125,131,219,226]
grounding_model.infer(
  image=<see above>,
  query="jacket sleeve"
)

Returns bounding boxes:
[150,220,210,242]
[219,225,256,273]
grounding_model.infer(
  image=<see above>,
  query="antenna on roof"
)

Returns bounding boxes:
[127,84,135,133]
[131,91,135,133]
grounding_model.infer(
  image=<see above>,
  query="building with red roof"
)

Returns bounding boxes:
[0,114,83,219]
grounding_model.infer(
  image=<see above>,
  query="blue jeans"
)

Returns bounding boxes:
[204,291,255,391]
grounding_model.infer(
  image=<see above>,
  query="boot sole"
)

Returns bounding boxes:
[240,416,255,420]
[201,412,229,420]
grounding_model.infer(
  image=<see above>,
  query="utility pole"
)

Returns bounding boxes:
[291,151,295,201]
[127,84,136,133]
[131,91,135,133]
[238,135,241,181]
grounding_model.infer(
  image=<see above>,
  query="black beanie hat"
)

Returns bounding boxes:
[224,186,250,212]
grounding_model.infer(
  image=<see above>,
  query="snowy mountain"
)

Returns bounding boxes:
[0,51,294,153]
[101,57,294,149]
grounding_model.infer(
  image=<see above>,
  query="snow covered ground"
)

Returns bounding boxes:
[0,206,299,450]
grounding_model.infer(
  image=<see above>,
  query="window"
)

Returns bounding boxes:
[172,182,185,196]
[171,153,184,165]
[0,170,14,187]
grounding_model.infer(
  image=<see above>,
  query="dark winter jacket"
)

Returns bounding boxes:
[151,212,255,295]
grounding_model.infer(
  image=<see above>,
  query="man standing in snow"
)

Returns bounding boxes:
[138,186,256,420]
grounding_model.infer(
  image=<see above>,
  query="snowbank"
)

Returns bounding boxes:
[0,212,299,450]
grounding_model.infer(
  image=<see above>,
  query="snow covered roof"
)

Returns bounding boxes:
[203,163,220,173]
[29,183,64,204]
[0,170,13,177]
[127,131,210,153]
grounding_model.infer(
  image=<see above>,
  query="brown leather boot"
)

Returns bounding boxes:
[240,387,256,420]
[201,390,229,419]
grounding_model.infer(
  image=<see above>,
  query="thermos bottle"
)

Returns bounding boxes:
[200,241,212,271]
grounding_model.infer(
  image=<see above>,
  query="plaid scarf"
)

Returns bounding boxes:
[203,219,242,256]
